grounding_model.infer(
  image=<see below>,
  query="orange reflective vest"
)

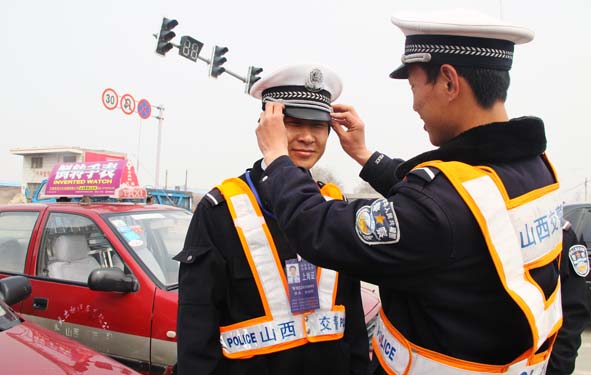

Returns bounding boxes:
[373,159,563,375]
[217,177,346,359]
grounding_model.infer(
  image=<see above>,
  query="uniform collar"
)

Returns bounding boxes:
[395,116,547,179]
[247,159,265,187]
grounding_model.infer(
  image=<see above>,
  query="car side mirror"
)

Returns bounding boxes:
[88,268,139,293]
[0,276,32,305]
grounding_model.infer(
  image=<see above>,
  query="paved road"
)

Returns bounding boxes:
[575,328,591,375]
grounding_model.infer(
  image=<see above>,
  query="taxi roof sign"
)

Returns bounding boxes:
[45,160,147,199]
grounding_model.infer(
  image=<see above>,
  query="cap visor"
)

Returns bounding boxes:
[389,64,408,79]
[284,107,331,122]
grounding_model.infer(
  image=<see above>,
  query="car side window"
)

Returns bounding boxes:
[37,212,126,284]
[0,211,39,274]
[566,207,591,248]
[578,210,591,248]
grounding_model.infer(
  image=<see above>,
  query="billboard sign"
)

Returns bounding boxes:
[45,161,127,196]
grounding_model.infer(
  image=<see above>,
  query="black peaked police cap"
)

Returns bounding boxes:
[389,9,534,79]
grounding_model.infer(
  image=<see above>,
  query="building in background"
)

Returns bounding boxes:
[10,146,126,200]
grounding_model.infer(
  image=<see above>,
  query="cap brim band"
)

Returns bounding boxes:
[284,106,331,122]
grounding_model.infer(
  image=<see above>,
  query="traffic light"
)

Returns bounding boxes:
[245,66,263,93]
[155,17,179,56]
[209,46,228,78]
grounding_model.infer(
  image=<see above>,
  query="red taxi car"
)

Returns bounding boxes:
[0,275,139,375]
[0,200,381,374]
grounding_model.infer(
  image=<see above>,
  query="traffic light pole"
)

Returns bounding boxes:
[154,19,263,91]
[172,42,247,82]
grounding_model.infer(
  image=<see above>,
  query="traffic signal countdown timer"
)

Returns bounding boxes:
[179,36,203,62]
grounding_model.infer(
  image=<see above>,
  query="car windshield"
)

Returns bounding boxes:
[105,210,191,288]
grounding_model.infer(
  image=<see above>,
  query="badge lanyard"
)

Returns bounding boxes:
[246,171,321,313]
[245,170,275,219]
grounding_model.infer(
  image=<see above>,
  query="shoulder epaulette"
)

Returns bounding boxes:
[562,220,572,231]
[408,167,440,183]
[203,187,225,207]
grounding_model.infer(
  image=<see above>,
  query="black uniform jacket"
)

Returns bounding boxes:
[257,117,561,366]
[175,161,369,375]
[546,225,591,375]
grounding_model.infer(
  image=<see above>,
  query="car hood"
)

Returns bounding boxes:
[0,321,138,375]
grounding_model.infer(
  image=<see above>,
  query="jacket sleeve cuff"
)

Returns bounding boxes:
[359,152,405,195]
[264,155,295,175]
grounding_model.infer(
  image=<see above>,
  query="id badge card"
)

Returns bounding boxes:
[285,258,320,313]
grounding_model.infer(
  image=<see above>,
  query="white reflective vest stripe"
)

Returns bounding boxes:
[374,159,563,375]
[373,311,549,375]
[217,178,346,359]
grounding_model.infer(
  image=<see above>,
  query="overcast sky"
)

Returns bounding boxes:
[1,0,589,200]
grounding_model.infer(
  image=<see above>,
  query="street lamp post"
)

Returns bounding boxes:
[154,105,164,187]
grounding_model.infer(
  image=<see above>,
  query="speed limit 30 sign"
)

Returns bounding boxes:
[101,88,119,110]
[101,88,152,120]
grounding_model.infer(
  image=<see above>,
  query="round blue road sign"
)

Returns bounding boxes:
[137,99,152,120]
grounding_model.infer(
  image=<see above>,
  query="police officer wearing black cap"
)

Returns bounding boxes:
[547,221,591,375]
[256,9,563,375]
[175,64,369,375]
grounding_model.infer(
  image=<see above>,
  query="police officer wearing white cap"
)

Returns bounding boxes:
[255,9,563,375]
[547,222,590,374]
[175,64,369,375]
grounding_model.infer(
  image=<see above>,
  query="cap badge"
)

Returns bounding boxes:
[305,68,324,92]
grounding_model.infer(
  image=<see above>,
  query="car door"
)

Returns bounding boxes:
[0,210,41,275]
[0,208,43,312]
[20,208,156,371]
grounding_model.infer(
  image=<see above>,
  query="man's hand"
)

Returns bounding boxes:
[256,101,289,166]
[330,104,373,166]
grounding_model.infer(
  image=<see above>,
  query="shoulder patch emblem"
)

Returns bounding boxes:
[204,188,225,207]
[408,167,440,183]
[355,198,400,245]
[568,244,590,277]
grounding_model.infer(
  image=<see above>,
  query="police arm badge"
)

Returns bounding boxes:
[568,244,590,277]
[355,198,400,245]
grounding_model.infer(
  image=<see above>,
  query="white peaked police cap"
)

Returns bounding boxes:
[250,64,343,122]
[389,9,535,79]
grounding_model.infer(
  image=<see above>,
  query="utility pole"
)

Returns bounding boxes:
[136,118,142,176]
[154,105,164,187]
[585,177,588,201]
